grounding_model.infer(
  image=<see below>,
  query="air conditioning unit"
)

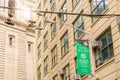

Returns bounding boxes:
[91,40,99,48]
[74,74,80,80]
[91,40,103,48]
[59,69,65,75]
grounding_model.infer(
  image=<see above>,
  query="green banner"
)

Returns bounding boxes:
[76,41,91,75]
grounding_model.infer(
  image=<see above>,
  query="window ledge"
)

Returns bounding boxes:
[44,72,49,77]
[80,75,88,80]
[51,63,57,69]
[61,50,69,59]
[91,8,109,27]
[60,18,68,29]
[95,58,115,72]
[71,0,81,12]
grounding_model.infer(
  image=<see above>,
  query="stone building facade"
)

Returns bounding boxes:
[36,0,120,80]
[0,0,36,80]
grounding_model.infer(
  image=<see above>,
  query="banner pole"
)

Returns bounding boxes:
[88,34,96,80]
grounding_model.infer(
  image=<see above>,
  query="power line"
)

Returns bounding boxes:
[0,5,120,17]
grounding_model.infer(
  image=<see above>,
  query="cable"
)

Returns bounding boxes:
[0,6,120,17]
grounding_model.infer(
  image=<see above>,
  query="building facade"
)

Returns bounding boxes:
[0,0,36,80]
[36,0,120,80]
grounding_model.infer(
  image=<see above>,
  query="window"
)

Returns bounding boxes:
[51,46,57,67]
[38,2,41,19]
[52,75,58,80]
[60,1,67,23]
[44,57,48,75]
[44,16,47,27]
[51,18,57,40]
[61,32,69,56]
[72,0,79,8]
[38,22,41,38]
[38,2,41,10]
[28,42,33,52]
[95,29,114,67]
[44,33,48,51]
[51,0,56,12]
[0,0,5,11]
[38,43,41,59]
[74,15,84,40]
[91,0,108,21]
[9,35,15,47]
[38,66,41,80]
[44,0,47,7]
[63,64,70,80]
[8,0,15,17]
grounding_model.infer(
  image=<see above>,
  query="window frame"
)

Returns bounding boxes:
[73,15,84,40]
[60,1,67,23]
[50,0,56,12]
[44,33,48,51]
[51,45,57,67]
[95,28,114,67]
[51,18,57,40]
[91,0,108,22]
[38,66,41,80]
[72,0,79,8]
[44,57,48,75]
[61,31,69,56]
[52,74,58,80]
[63,64,70,80]
[38,43,41,59]
[38,22,41,38]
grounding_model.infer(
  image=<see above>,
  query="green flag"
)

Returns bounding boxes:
[76,41,91,75]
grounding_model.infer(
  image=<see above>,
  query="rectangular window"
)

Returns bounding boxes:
[44,0,47,7]
[38,66,41,80]
[51,18,56,40]
[38,2,41,19]
[44,33,48,51]
[51,0,56,12]
[91,0,108,21]
[9,35,15,47]
[95,29,114,67]
[0,0,5,11]
[38,43,41,59]
[44,16,47,27]
[60,1,67,23]
[63,64,70,80]
[72,0,79,8]
[51,46,57,67]
[61,32,69,56]
[38,22,41,38]
[28,42,33,52]
[8,0,15,17]
[44,57,48,75]
[74,15,84,40]
[52,75,58,80]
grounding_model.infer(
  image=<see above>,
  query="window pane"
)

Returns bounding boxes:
[95,29,114,67]
[100,34,107,48]
[102,47,109,62]
[109,44,114,58]
[98,1,104,14]
[107,30,112,43]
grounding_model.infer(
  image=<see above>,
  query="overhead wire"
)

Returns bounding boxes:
[0,6,120,17]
